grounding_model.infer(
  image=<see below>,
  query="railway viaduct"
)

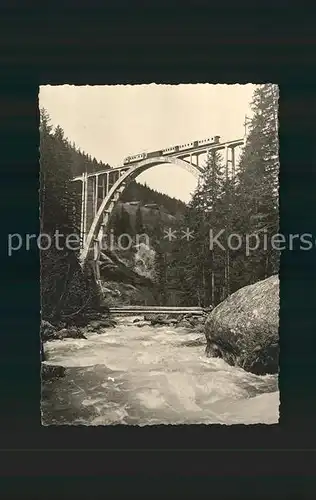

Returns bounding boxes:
[72,136,245,283]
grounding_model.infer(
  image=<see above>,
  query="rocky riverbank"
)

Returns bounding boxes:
[204,275,279,375]
[41,314,118,381]
[41,315,117,343]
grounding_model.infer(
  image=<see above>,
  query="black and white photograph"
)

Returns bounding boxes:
[38,83,279,425]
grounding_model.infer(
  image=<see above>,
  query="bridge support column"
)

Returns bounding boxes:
[94,174,99,217]
[101,174,105,199]
[231,147,236,178]
[80,175,85,246]
[108,172,114,192]
[105,172,109,196]
[225,146,229,181]
[82,172,88,246]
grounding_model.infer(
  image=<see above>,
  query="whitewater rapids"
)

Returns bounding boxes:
[41,316,279,425]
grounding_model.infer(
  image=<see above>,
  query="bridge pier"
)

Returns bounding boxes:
[94,174,99,218]
[80,174,85,245]
[103,174,107,199]
[225,146,229,181]
[231,146,236,178]
[78,170,112,250]
[224,145,237,181]
[83,172,89,244]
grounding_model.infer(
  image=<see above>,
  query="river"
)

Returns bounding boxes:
[41,316,279,425]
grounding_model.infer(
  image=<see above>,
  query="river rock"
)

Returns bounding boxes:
[177,314,206,331]
[143,314,163,324]
[144,314,177,326]
[40,320,58,342]
[178,320,193,328]
[41,363,66,382]
[136,320,152,328]
[204,275,279,375]
[180,336,206,347]
[54,328,69,339]
[87,317,117,332]
[166,313,184,321]
[99,318,117,327]
[143,312,206,329]
[41,321,87,341]
[55,327,87,340]
[61,327,87,339]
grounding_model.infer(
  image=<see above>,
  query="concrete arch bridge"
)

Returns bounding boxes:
[72,137,244,281]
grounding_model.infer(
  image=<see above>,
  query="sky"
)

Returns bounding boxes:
[39,83,257,203]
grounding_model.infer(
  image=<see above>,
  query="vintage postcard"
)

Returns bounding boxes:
[38,83,279,425]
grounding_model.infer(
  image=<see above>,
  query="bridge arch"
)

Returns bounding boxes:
[80,156,203,264]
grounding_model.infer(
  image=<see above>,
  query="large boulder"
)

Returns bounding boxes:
[204,275,279,375]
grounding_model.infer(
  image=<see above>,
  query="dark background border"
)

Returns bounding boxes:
[1,3,316,497]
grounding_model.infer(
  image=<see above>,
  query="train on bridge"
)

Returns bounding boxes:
[123,135,220,165]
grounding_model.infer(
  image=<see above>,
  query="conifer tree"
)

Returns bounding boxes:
[168,150,225,306]
[230,83,279,287]
[167,84,279,304]
[39,108,102,324]
[153,212,168,305]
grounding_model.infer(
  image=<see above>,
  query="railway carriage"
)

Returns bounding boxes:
[123,135,221,165]
[162,146,179,155]
[133,152,147,161]
[146,149,163,158]
[197,136,220,147]
[123,152,147,165]
[178,142,192,152]
[178,140,199,151]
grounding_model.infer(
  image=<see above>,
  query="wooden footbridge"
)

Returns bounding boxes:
[109,306,207,316]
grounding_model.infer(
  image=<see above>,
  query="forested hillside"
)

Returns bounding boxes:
[65,133,186,216]
[121,181,186,217]
[39,108,187,316]
[40,109,103,325]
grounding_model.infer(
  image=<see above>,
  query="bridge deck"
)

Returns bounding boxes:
[72,138,244,181]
